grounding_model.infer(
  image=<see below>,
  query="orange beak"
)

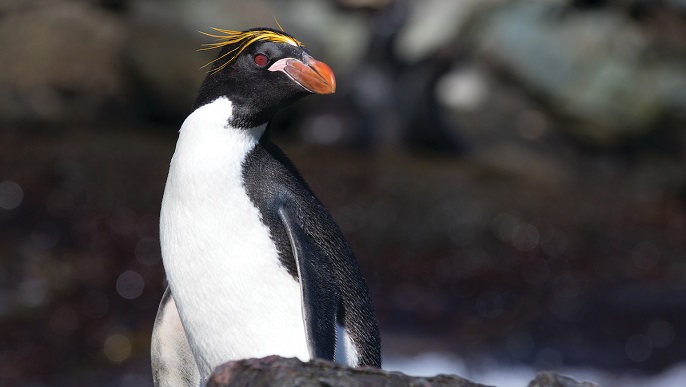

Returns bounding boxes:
[268,56,336,95]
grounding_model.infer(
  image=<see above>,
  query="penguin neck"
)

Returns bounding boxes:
[166,96,269,210]
[178,97,267,160]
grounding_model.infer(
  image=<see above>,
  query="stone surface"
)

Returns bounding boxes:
[528,371,600,387]
[471,1,686,144]
[206,356,601,387]
[207,356,491,387]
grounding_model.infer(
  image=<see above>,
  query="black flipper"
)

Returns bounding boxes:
[278,204,339,360]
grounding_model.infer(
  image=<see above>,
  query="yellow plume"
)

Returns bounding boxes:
[199,28,304,74]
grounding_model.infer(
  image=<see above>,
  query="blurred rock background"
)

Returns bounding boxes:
[1,0,685,385]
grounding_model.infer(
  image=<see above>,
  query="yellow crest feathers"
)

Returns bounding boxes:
[199,28,304,74]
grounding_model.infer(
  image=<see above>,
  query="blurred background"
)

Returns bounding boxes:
[1,0,686,386]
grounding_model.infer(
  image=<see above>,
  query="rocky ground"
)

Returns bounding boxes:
[1,0,685,386]
[206,355,599,387]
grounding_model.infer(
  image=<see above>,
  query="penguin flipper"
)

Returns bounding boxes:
[151,287,200,387]
[278,204,339,361]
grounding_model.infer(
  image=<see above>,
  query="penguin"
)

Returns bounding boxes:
[151,27,381,386]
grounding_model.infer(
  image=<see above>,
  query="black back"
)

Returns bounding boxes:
[242,126,382,367]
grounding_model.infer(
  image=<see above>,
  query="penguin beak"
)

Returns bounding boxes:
[268,56,336,95]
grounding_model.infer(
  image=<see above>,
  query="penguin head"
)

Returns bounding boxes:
[193,27,336,128]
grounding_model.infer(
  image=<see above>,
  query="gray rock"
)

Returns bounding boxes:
[206,356,601,387]
[207,356,491,387]
[472,1,686,144]
[395,0,502,62]
[666,0,686,13]
[528,371,600,387]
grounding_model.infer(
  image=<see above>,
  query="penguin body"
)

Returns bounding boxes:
[152,28,380,385]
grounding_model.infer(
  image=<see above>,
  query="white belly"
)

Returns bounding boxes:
[159,98,309,382]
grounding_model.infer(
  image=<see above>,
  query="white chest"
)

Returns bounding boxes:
[159,98,309,382]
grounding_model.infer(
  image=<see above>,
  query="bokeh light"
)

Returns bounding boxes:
[116,271,145,300]
[103,334,132,363]
[0,181,23,210]
[625,334,653,363]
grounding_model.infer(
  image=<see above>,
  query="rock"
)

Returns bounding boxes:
[336,0,393,10]
[666,0,686,13]
[0,0,127,123]
[207,356,491,387]
[395,0,502,62]
[206,356,601,387]
[528,371,600,387]
[124,2,207,122]
[471,0,686,144]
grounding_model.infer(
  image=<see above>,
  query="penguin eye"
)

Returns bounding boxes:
[253,53,269,67]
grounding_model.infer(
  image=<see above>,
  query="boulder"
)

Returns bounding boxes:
[0,0,127,123]
[528,371,600,387]
[208,356,489,387]
[124,3,207,123]
[471,1,686,144]
[206,355,600,387]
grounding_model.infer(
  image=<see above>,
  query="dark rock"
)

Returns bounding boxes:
[206,356,600,387]
[124,3,207,123]
[207,356,491,387]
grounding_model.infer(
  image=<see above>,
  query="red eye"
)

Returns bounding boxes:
[254,53,269,67]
